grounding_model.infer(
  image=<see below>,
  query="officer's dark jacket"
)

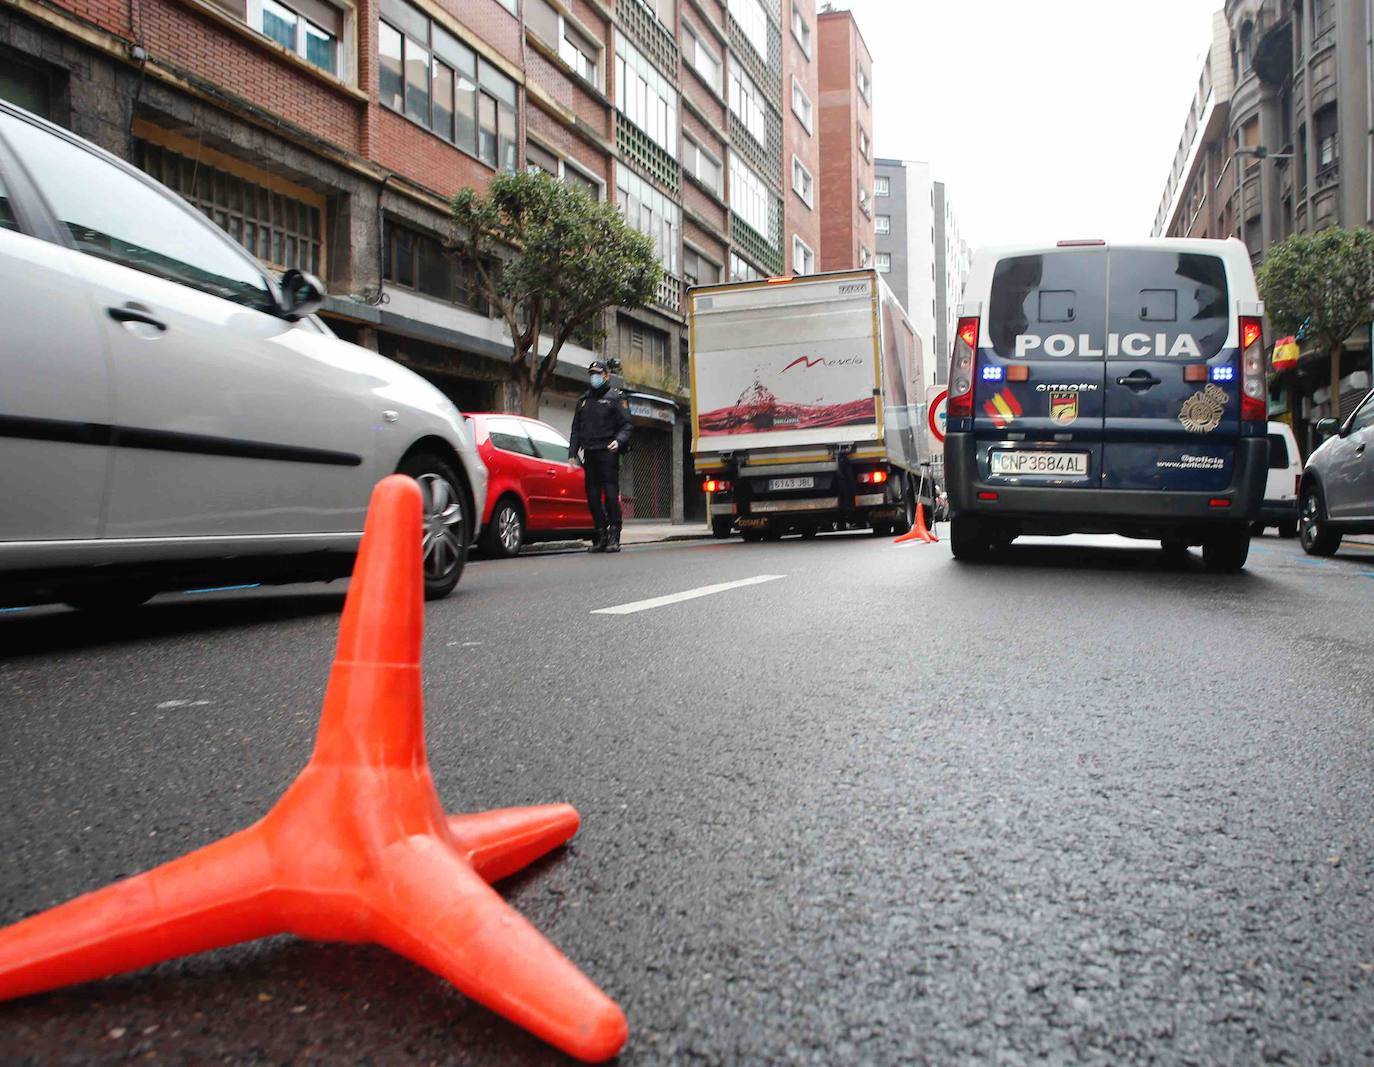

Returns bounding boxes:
[569,385,632,454]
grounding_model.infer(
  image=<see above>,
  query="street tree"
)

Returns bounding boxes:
[449,171,662,417]
[1257,226,1374,421]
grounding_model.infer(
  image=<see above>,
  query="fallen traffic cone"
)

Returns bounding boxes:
[894,502,939,544]
[0,475,627,1063]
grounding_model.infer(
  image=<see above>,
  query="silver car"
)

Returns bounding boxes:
[1299,387,1374,556]
[0,102,486,608]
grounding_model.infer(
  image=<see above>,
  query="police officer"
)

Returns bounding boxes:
[569,360,632,553]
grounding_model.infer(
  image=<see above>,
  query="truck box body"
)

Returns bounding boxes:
[689,270,931,536]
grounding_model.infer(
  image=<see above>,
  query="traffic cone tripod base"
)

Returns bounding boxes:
[0,476,627,1064]
[894,502,939,544]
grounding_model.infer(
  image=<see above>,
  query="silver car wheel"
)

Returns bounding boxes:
[417,473,465,580]
[497,504,523,554]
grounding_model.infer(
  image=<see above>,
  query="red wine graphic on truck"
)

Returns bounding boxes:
[697,355,875,437]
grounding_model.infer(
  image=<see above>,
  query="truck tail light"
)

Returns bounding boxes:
[857,469,889,485]
[948,316,980,419]
[1240,315,1266,423]
[702,478,732,493]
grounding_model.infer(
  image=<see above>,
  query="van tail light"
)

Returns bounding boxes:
[1239,315,1266,422]
[948,316,980,418]
[702,478,732,493]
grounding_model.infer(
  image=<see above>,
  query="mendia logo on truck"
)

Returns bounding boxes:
[1015,333,1205,358]
[782,355,866,372]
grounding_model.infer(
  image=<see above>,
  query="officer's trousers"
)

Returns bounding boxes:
[583,448,622,530]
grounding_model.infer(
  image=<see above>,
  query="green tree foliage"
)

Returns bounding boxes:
[450,171,662,416]
[1257,226,1374,420]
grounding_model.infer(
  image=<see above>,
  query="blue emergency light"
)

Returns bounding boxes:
[981,365,1004,382]
[1211,366,1235,382]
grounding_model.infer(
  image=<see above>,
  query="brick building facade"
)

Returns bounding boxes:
[815,5,871,271]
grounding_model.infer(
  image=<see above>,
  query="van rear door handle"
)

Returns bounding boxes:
[108,304,167,331]
[1116,371,1162,390]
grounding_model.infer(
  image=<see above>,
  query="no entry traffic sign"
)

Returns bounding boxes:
[927,387,948,446]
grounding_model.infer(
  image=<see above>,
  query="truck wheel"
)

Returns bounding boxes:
[741,529,764,543]
[1202,527,1250,573]
[892,483,916,536]
[800,526,818,539]
[711,516,734,539]
[949,516,989,561]
[871,522,893,537]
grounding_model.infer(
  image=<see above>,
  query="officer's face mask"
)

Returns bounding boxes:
[590,374,606,389]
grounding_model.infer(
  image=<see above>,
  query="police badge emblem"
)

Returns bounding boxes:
[1178,383,1229,434]
[1049,391,1078,426]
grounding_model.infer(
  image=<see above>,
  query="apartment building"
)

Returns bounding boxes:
[815,5,872,270]
[782,0,820,275]
[0,0,832,520]
[932,180,970,381]
[1151,0,1373,451]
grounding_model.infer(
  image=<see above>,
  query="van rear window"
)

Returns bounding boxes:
[1266,433,1290,469]
[988,251,1106,359]
[990,249,1231,359]
[1107,251,1229,360]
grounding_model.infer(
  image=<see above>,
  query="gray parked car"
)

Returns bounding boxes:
[1299,387,1374,556]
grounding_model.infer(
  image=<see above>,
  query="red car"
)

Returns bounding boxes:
[466,413,595,557]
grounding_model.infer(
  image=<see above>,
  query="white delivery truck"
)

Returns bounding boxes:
[689,269,932,541]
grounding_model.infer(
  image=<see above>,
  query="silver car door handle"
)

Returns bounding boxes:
[108,304,167,331]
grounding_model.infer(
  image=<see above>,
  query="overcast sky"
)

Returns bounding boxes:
[840,0,1222,248]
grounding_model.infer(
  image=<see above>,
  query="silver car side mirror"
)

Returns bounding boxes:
[279,269,326,321]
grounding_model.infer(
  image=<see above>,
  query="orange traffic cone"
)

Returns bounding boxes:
[894,502,939,544]
[0,475,627,1063]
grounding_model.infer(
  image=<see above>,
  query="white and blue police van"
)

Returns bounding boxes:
[943,238,1269,571]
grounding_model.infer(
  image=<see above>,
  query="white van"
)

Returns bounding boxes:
[1255,422,1302,537]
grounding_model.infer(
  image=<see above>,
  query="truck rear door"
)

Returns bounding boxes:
[981,249,1108,488]
[1101,250,1236,492]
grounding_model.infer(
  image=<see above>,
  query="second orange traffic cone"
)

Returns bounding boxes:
[0,475,627,1063]
[894,502,939,544]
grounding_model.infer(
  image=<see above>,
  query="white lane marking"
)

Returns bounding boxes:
[591,574,786,616]
[156,699,212,709]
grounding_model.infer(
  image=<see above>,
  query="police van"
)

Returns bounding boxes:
[943,238,1268,571]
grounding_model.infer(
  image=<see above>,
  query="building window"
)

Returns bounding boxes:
[729,64,768,145]
[730,251,763,281]
[525,140,560,175]
[857,125,870,160]
[729,0,768,60]
[875,174,889,196]
[684,23,722,94]
[792,234,814,275]
[1315,0,1334,34]
[135,139,323,275]
[615,31,678,158]
[683,135,723,196]
[563,161,602,200]
[1316,105,1338,171]
[790,75,812,133]
[790,0,810,57]
[383,218,487,312]
[243,0,344,77]
[859,244,870,267]
[856,64,870,102]
[683,246,721,287]
[633,0,676,32]
[729,150,770,237]
[494,0,516,13]
[857,183,870,217]
[875,214,890,234]
[380,0,517,170]
[876,252,891,273]
[616,166,680,274]
[791,154,813,207]
[527,0,602,88]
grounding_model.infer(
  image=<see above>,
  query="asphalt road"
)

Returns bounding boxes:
[1,529,1373,1065]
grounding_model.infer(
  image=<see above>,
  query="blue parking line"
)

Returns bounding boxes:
[182,584,261,595]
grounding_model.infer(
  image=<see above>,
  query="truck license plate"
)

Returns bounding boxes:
[767,476,814,491]
[990,451,1090,478]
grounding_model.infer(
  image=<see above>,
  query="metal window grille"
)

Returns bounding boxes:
[622,428,672,519]
[135,141,321,274]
